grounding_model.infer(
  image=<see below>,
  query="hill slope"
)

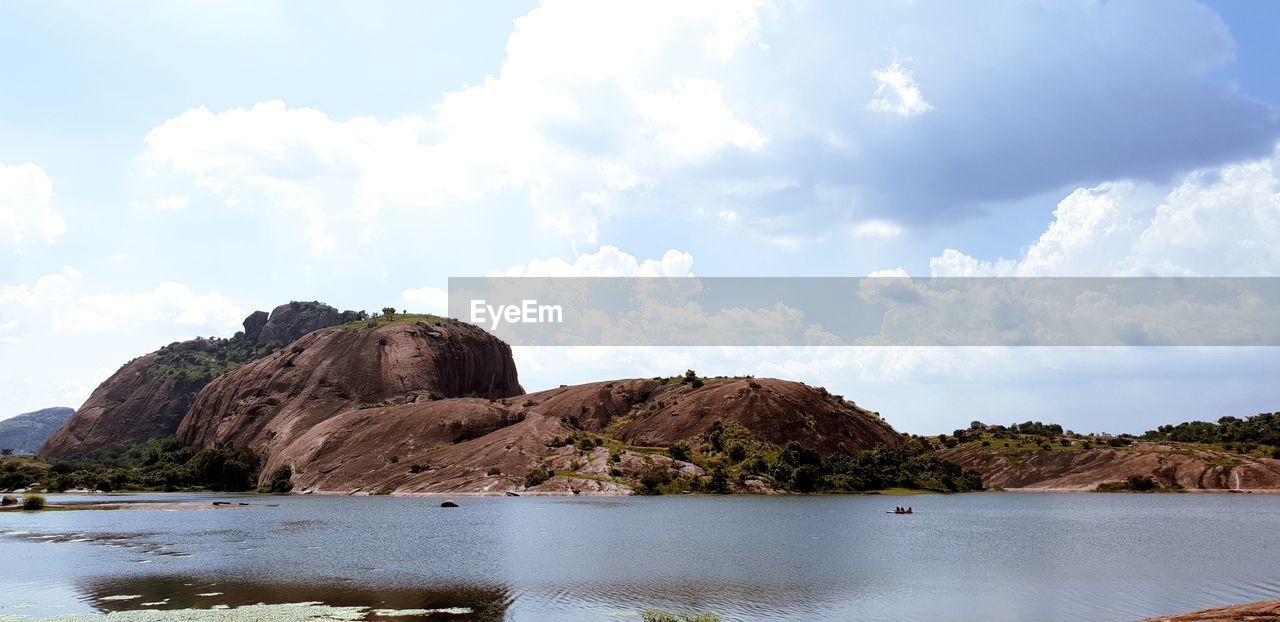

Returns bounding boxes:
[177,315,526,481]
[0,407,74,454]
[271,377,905,495]
[39,302,362,458]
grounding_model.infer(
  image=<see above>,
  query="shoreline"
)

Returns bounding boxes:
[1144,599,1280,621]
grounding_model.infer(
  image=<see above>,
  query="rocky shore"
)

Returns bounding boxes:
[1144,599,1280,621]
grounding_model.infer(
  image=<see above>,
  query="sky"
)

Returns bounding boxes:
[2,0,1279,434]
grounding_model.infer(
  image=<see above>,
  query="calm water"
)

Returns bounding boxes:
[1,492,1279,621]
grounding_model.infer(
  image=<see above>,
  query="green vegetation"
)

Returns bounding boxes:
[1143,412,1280,455]
[149,333,280,384]
[641,610,722,622]
[21,493,46,510]
[264,466,294,494]
[0,437,263,493]
[524,467,552,487]
[1096,475,1184,493]
[633,422,982,495]
[939,420,1134,454]
[340,313,445,331]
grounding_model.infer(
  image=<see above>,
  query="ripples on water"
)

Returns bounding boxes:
[1,492,1279,620]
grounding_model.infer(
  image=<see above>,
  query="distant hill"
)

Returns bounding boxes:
[0,407,75,454]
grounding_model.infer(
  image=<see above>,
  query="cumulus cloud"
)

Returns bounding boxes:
[852,219,904,239]
[130,1,1279,248]
[867,61,932,116]
[0,267,243,335]
[0,162,65,252]
[401,286,449,315]
[491,244,694,277]
[138,1,766,251]
[930,146,1280,277]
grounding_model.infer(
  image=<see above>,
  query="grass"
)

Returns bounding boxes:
[641,610,722,622]
[336,313,445,331]
[1206,458,1245,469]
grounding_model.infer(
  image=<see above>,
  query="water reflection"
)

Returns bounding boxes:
[80,575,511,621]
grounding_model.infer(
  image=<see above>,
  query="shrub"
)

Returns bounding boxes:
[265,466,293,494]
[409,464,425,474]
[638,467,673,495]
[487,467,502,476]
[668,443,691,462]
[524,468,551,488]
[22,494,46,510]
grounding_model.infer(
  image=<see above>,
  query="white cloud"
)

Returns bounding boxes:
[0,162,65,252]
[1,267,243,335]
[930,146,1280,277]
[867,61,932,117]
[130,194,190,210]
[401,286,449,315]
[138,1,766,251]
[852,219,904,239]
[492,245,695,277]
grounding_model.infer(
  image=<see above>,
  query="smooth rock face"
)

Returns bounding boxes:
[39,302,361,458]
[0,407,74,454]
[942,444,1280,491]
[276,378,901,495]
[39,344,223,458]
[177,317,525,478]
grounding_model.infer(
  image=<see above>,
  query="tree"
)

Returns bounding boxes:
[1,448,12,456]
[382,307,398,318]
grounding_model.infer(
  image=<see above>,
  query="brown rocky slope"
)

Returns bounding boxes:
[39,301,362,458]
[941,443,1280,491]
[176,315,525,480]
[269,377,902,495]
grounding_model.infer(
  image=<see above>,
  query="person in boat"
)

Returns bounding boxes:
[906,507,913,514]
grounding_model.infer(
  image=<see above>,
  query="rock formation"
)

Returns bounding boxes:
[261,377,900,495]
[39,301,362,457]
[177,316,525,477]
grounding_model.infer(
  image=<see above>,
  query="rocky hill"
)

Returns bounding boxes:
[176,314,526,478]
[39,301,362,458]
[0,407,74,454]
[259,376,903,495]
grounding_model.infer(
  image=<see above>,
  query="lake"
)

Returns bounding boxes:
[1,492,1278,621]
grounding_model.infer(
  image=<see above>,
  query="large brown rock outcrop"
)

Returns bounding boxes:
[255,302,362,345]
[176,317,525,472]
[272,378,902,495]
[39,302,362,458]
[40,339,227,458]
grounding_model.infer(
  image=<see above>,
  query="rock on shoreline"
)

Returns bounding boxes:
[1144,599,1280,621]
